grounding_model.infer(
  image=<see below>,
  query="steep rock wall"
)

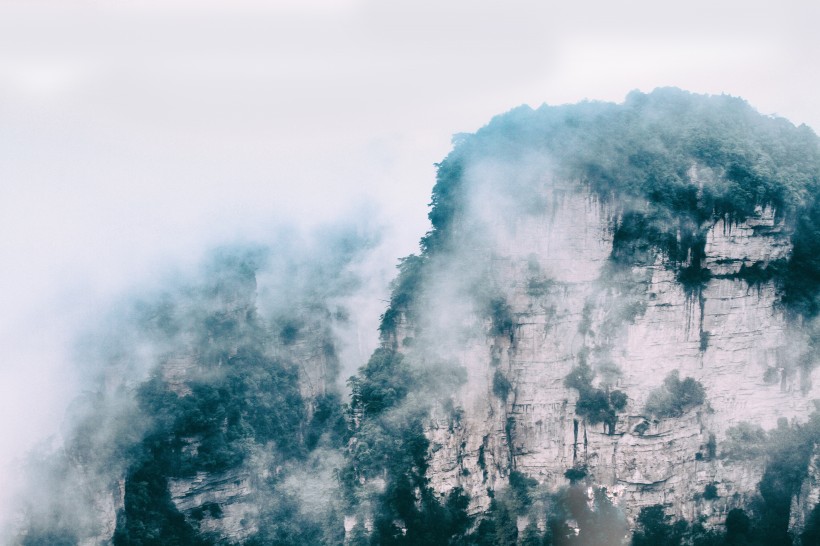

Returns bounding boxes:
[169,469,259,542]
[421,178,816,526]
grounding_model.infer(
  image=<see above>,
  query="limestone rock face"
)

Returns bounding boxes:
[79,479,125,546]
[420,178,817,526]
[169,469,259,542]
[703,206,791,276]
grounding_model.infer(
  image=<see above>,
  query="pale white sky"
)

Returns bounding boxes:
[1,0,819,526]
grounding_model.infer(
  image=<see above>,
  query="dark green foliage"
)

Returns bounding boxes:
[115,343,311,543]
[801,503,820,546]
[343,411,429,488]
[306,392,349,450]
[344,332,474,542]
[135,347,306,477]
[576,389,614,425]
[114,457,210,546]
[581,488,628,546]
[688,524,725,546]
[703,483,719,500]
[349,347,415,417]
[675,238,710,290]
[755,419,816,545]
[368,483,473,545]
[727,260,788,286]
[564,466,587,483]
[645,371,706,418]
[473,499,519,546]
[489,297,516,339]
[493,370,513,400]
[609,390,628,411]
[520,521,546,546]
[509,471,539,510]
[278,319,301,344]
[725,509,752,544]
[610,210,681,265]
[564,363,629,434]
[706,434,717,459]
[631,505,687,546]
[721,422,769,460]
[564,362,595,392]
[700,331,711,352]
[700,415,820,545]
[785,193,820,316]
[380,255,425,334]
[245,492,330,546]
[628,506,759,546]
[547,518,575,546]
[527,277,554,297]
[424,153,467,254]
[341,385,475,545]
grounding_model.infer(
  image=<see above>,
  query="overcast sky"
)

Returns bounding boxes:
[1,0,819,524]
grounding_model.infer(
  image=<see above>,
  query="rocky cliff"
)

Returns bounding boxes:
[422,186,812,526]
[362,88,820,544]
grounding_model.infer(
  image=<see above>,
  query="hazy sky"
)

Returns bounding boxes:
[1,0,819,525]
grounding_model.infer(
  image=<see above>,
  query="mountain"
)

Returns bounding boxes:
[12,88,820,546]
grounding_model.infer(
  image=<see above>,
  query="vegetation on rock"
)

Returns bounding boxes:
[644,371,706,418]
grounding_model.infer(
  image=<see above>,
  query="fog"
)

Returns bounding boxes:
[2,0,820,535]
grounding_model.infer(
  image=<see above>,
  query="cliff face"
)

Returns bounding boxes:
[421,181,814,526]
[169,469,258,542]
[372,90,820,542]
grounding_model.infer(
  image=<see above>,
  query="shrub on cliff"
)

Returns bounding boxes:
[631,505,687,546]
[645,370,706,418]
[379,255,425,335]
[493,369,513,400]
[348,347,415,417]
[720,422,768,460]
[488,297,515,339]
[565,363,628,434]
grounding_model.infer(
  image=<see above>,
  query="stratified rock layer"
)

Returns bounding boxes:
[420,177,817,526]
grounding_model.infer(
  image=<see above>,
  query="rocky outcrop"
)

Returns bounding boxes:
[271,308,340,411]
[169,469,259,542]
[79,479,125,546]
[419,176,817,527]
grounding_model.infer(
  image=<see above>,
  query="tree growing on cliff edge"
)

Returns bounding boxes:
[645,370,706,418]
[565,362,629,434]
